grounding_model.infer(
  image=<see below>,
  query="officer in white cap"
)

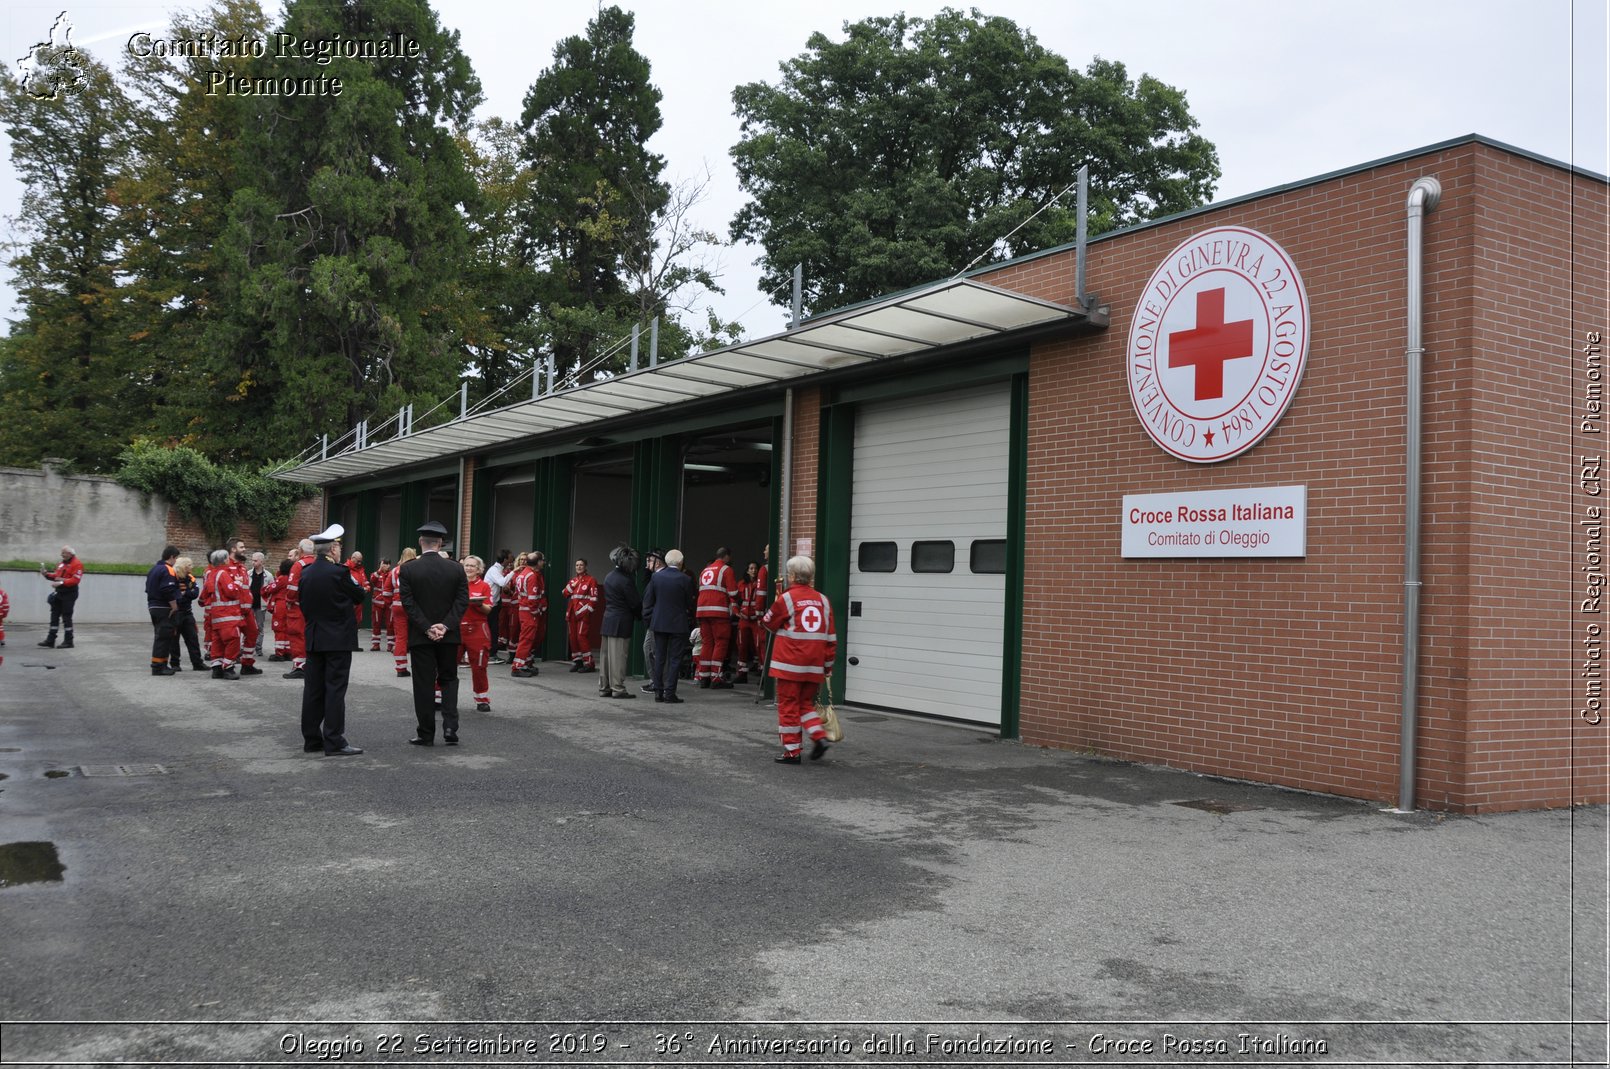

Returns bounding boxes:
[296,524,365,755]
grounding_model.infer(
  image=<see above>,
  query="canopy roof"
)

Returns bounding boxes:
[275,277,1098,485]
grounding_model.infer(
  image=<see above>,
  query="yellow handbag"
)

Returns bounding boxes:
[817,679,844,743]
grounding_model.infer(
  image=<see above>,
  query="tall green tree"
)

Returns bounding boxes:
[519,5,669,379]
[0,55,150,470]
[200,0,484,460]
[117,0,272,453]
[730,8,1221,313]
[459,116,542,403]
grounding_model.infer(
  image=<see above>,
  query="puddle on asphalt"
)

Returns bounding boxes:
[0,841,65,886]
[43,770,69,779]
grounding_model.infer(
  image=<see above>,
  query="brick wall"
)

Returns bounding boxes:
[163,495,326,563]
[460,457,477,554]
[979,141,1602,812]
[789,387,822,555]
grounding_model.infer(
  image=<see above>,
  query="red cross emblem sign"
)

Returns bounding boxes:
[798,604,824,633]
[1126,226,1310,463]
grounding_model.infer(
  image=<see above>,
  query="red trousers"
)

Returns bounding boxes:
[212,619,242,668]
[774,678,826,755]
[736,619,758,668]
[515,610,543,670]
[371,603,388,650]
[566,615,596,667]
[238,611,257,667]
[697,618,732,682]
[461,642,490,703]
[390,604,409,671]
[288,610,307,669]
[271,604,289,656]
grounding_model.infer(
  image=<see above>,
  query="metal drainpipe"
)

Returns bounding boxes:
[1398,175,1441,813]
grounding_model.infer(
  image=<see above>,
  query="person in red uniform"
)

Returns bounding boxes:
[226,539,263,675]
[562,558,600,672]
[694,547,739,688]
[38,545,83,648]
[0,582,10,647]
[760,554,836,764]
[389,548,417,676]
[269,558,293,659]
[512,551,547,677]
[282,538,316,678]
[368,559,391,651]
[345,551,369,628]
[460,555,494,711]
[204,549,246,680]
[734,560,764,684]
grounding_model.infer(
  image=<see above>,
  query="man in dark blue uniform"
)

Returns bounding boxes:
[399,520,470,746]
[297,524,366,756]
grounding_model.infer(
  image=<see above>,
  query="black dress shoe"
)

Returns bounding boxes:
[325,745,363,756]
[191,662,206,671]
[168,663,183,672]
[713,681,733,690]
[697,680,712,689]
[408,737,433,746]
[613,691,635,700]
[212,665,225,679]
[476,701,491,712]
[443,733,459,746]
[654,695,665,703]
[774,753,802,764]
[151,665,176,676]
[396,669,411,678]
[810,738,830,761]
[219,667,240,680]
[240,665,263,676]
[282,669,304,679]
[303,743,324,752]
[662,695,684,704]
[640,683,656,693]
[569,661,582,672]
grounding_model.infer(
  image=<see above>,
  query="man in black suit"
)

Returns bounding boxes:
[298,524,366,756]
[399,520,470,746]
[641,548,696,704]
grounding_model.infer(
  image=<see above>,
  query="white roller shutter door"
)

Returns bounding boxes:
[846,384,1009,725]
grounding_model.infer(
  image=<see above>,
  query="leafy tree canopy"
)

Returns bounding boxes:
[730,7,1221,313]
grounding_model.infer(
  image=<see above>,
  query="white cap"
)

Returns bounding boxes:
[310,523,345,545]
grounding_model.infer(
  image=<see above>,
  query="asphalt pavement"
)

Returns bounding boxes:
[0,625,1604,1068]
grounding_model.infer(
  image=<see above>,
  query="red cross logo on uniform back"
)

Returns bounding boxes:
[1167,288,1256,402]
[799,605,823,632]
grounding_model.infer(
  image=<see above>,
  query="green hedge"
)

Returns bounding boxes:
[0,560,153,576]
[113,440,316,546]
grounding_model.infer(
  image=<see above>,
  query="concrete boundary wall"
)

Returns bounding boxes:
[1,569,149,626]
[0,463,169,564]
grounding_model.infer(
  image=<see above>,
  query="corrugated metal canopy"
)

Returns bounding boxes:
[274,277,1094,485]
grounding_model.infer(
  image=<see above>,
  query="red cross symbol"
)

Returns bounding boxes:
[1167,288,1255,402]
[799,605,823,632]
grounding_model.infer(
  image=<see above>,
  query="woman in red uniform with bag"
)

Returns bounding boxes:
[759,554,836,764]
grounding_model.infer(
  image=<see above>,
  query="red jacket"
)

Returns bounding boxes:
[285,554,315,617]
[462,579,492,648]
[695,559,738,619]
[563,574,599,623]
[49,556,83,589]
[760,584,837,681]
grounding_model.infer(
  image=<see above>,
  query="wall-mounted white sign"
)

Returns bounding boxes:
[1121,485,1307,558]
[1126,226,1310,463]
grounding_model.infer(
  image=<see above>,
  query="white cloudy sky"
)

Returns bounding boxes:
[1,0,1605,337]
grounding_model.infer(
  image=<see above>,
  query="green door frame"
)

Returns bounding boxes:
[532,456,572,663]
[629,435,684,675]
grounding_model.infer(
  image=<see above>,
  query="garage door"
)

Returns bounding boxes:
[846,384,1009,725]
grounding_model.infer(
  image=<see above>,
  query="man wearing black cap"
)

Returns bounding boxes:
[399,520,470,746]
[298,524,365,755]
